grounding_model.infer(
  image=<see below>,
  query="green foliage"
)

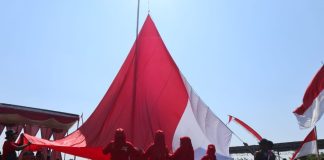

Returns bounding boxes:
[298,153,324,160]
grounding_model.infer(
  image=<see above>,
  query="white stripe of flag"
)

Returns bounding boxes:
[290,128,317,160]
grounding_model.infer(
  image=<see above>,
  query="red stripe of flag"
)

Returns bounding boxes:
[228,115,262,141]
[294,66,324,115]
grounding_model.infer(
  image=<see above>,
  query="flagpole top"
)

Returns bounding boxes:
[148,0,150,14]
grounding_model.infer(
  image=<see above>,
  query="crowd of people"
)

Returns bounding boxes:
[1,128,216,160]
[102,128,216,160]
[1,128,275,160]
[0,129,52,160]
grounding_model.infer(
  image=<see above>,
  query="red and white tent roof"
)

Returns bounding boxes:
[0,103,79,130]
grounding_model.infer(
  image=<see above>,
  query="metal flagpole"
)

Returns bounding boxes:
[315,126,320,160]
[147,0,150,13]
[81,113,84,125]
[226,123,254,155]
[136,0,140,38]
[64,130,68,160]
[73,116,80,160]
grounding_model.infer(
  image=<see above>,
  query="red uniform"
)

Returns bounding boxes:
[201,144,216,160]
[170,137,194,160]
[144,130,170,160]
[144,144,170,160]
[171,146,194,160]
[103,141,135,160]
[2,141,19,160]
[130,147,145,160]
[201,155,216,160]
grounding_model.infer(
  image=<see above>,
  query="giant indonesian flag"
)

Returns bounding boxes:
[24,15,232,160]
[290,128,318,160]
[293,66,324,129]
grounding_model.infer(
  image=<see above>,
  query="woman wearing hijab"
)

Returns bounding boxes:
[103,128,136,160]
[170,136,194,160]
[201,144,216,160]
[144,130,170,160]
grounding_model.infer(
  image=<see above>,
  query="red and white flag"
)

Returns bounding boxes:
[290,128,318,160]
[228,115,262,141]
[24,15,232,160]
[293,66,324,129]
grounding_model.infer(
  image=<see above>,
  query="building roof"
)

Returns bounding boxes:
[0,103,79,130]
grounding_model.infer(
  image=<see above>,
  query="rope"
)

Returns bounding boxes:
[131,0,141,141]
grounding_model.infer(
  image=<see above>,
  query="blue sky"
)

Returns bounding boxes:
[1,0,324,158]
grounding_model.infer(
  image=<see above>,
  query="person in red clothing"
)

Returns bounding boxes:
[170,136,194,160]
[35,151,45,160]
[21,151,35,160]
[2,130,30,160]
[102,128,136,160]
[130,147,145,160]
[144,130,170,160]
[201,144,216,160]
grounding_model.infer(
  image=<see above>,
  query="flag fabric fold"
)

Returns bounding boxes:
[228,115,262,141]
[293,66,324,129]
[23,15,232,160]
[290,128,318,160]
